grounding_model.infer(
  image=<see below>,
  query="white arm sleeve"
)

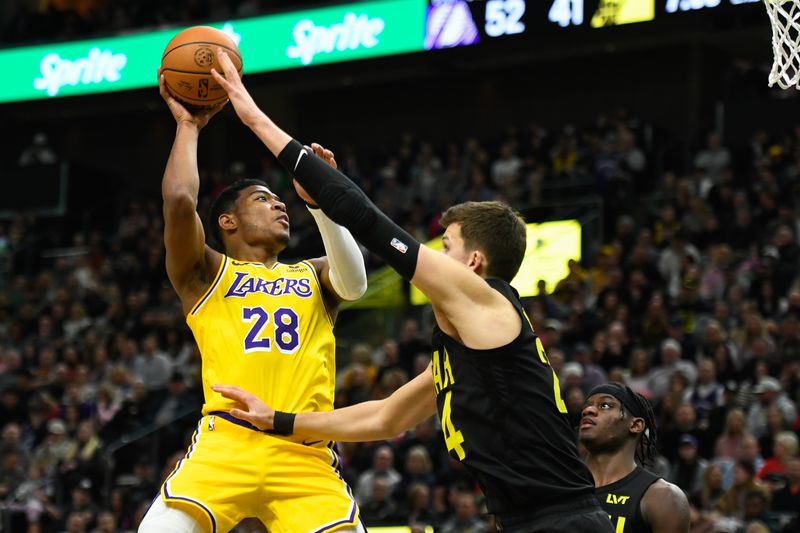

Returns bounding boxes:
[307,206,367,301]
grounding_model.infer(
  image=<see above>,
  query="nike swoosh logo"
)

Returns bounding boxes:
[294,149,307,171]
[302,439,322,446]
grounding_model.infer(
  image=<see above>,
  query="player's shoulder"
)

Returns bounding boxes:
[644,478,684,499]
[641,478,690,532]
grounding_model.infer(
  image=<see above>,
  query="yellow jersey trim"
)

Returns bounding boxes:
[189,255,228,317]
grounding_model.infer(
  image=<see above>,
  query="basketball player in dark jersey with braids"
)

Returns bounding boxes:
[579,383,690,533]
[209,49,614,532]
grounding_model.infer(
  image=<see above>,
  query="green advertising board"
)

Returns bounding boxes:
[0,0,427,103]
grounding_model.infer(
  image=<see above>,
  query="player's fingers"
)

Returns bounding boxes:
[228,408,252,421]
[323,149,334,160]
[212,384,249,402]
[217,48,237,78]
[210,68,231,91]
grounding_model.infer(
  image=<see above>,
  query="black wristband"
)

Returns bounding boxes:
[272,411,296,436]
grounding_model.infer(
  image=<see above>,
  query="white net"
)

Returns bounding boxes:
[764,0,800,89]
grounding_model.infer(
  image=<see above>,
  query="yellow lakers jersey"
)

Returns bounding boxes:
[187,256,336,415]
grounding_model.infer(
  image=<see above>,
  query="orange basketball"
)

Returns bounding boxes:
[161,26,243,109]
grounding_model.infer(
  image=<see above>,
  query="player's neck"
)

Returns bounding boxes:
[586,448,638,488]
[225,242,279,267]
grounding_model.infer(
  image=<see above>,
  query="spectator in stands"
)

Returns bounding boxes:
[740,491,779,533]
[686,358,725,427]
[715,460,769,517]
[648,338,698,401]
[392,445,436,505]
[32,419,73,479]
[669,434,708,495]
[61,479,98,530]
[691,462,726,512]
[439,492,488,533]
[60,420,102,497]
[355,445,402,506]
[746,377,797,439]
[740,435,765,478]
[131,333,171,398]
[757,431,798,481]
[94,510,118,533]
[359,477,399,527]
[694,132,731,184]
[715,408,752,462]
[770,457,800,518]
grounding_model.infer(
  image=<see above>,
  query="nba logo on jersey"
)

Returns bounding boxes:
[208,416,215,432]
[390,238,408,253]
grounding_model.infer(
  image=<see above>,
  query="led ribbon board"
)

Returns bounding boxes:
[0,0,426,103]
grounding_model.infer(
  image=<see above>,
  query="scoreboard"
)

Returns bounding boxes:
[427,0,763,47]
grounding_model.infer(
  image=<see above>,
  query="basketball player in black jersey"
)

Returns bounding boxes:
[579,383,690,533]
[209,49,613,532]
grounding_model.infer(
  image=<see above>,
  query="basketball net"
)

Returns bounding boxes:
[764,0,800,89]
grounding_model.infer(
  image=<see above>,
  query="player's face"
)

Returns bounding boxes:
[578,394,628,452]
[234,185,290,249]
[441,224,474,268]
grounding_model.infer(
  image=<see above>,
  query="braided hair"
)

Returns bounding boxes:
[627,387,658,466]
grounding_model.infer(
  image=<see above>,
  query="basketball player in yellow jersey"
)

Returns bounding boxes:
[138,72,368,533]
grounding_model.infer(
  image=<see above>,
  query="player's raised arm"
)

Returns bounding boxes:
[297,146,367,305]
[158,71,225,311]
[212,364,437,441]
[211,50,517,348]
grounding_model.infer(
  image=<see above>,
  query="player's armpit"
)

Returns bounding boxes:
[640,479,690,533]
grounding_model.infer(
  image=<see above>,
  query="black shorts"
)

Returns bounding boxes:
[495,494,615,533]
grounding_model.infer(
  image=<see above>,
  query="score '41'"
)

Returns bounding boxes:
[549,0,583,27]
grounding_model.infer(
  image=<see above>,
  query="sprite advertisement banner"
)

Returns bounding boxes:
[0,0,427,103]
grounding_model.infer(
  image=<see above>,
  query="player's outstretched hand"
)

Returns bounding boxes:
[211,48,264,129]
[293,143,337,207]
[158,68,226,130]
[211,384,274,431]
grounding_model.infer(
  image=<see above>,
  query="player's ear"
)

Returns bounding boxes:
[467,250,484,273]
[629,416,645,437]
[219,212,237,232]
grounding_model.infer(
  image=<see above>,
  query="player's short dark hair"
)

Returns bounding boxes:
[440,201,526,283]
[207,178,268,252]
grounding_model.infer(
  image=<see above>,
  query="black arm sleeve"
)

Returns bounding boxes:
[278,139,420,280]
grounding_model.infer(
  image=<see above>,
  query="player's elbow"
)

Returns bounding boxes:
[163,191,197,217]
[337,279,367,302]
[329,269,367,301]
[374,402,401,439]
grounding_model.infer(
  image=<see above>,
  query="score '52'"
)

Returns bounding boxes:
[485,0,526,37]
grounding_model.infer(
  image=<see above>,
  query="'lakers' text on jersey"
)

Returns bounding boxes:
[596,466,660,533]
[187,257,336,416]
[431,278,594,514]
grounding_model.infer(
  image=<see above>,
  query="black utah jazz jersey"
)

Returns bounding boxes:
[595,466,660,533]
[431,278,594,514]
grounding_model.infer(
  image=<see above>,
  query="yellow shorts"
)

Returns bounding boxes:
[160,413,359,533]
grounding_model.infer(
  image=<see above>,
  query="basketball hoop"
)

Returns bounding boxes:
[764,0,800,89]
